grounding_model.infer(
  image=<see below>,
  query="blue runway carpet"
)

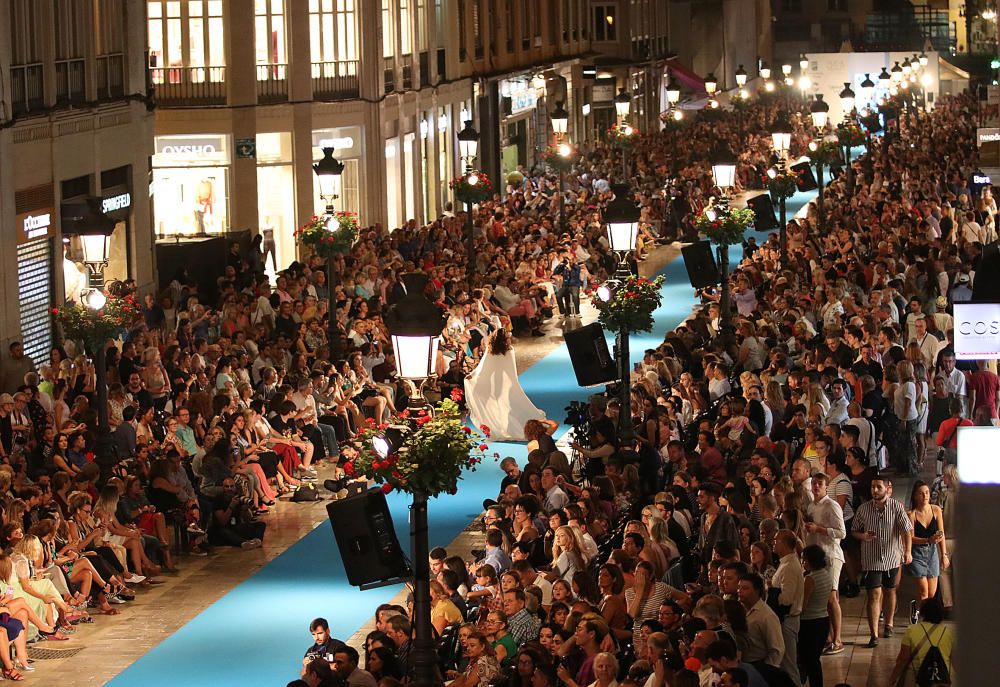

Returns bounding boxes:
[107,188,817,687]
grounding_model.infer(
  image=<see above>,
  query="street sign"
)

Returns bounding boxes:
[235,137,256,159]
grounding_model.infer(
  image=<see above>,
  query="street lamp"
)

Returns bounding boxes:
[809,93,830,130]
[313,147,345,351]
[602,184,640,440]
[710,144,738,195]
[382,272,446,687]
[902,57,912,76]
[456,119,481,273]
[614,88,631,122]
[769,114,793,265]
[781,63,792,77]
[799,54,809,73]
[839,82,856,114]
[860,73,876,106]
[666,79,680,106]
[550,102,571,233]
[704,73,718,96]
[919,52,929,68]
[890,61,903,82]
[759,62,771,80]
[735,64,747,87]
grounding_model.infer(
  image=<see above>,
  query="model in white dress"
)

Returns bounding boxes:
[464,329,545,441]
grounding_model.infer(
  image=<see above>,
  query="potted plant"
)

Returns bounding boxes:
[294,211,359,258]
[540,143,579,173]
[593,274,667,334]
[450,171,494,206]
[53,292,142,354]
[607,123,638,148]
[762,169,799,200]
[344,395,493,497]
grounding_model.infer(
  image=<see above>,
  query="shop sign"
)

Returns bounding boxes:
[16,209,54,245]
[510,88,537,115]
[593,83,615,103]
[155,135,227,157]
[978,128,1000,145]
[101,192,132,215]
[954,303,1000,359]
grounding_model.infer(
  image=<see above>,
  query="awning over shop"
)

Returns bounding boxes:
[665,59,706,95]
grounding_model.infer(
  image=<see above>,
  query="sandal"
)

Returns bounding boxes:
[2,667,24,681]
[99,606,121,615]
[39,629,70,641]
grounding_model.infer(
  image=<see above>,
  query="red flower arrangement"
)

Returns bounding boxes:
[294,211,359,258]
[450,171,494,206]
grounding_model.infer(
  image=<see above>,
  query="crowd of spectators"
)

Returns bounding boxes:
[0,87,979,686]
[288,91,981,687]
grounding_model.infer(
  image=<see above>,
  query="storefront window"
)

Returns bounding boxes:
[382,0,394,58]
[403,133,416,224]
[386,140,401,230]
[152,134,230,236]
[399,0,412,55]
[256,133,294,279]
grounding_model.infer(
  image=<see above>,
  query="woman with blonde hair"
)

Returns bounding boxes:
[93,485,160,581]
[6,533,76,638]
[546,526,586,583]
[646,516,680,565]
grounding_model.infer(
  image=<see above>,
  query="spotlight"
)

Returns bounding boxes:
[596,283,615,302]
[85,289,107,311]
[468,173,480,186]
[808,140,819,152]
[672,109,683,121]
[767,166,779,179]
[705,207,719,222]
[558,143,572,157]
[324,214,341,232]
[372,425,410,458]
[765,81,775,92]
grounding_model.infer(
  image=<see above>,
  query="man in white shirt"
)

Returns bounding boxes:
[511,560,553,608]
[936,349,968,416]
[540,467,569,512]
[708,363,732,401]
[824,379,850,426]
[771,530,804,684]
[909,316,942,372]
[806,473,847,654]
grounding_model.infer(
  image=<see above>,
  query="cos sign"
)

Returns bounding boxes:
[955,303,1000,359]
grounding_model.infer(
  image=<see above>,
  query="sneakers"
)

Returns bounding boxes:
[107,594,128,605]
[124,573,146,584]
[187,523,206,536]
[823,643,845,655]
[241,538,262,550]
[910,599,919,624]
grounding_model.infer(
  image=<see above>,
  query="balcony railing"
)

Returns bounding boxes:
[256,63,288,103]
[55,58,86,105]
[97,53,125,100]
[149,65,227,105]
[10,63,44,115]
[310,60,359,100]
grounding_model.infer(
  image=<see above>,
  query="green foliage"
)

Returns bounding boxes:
[344,397,493,497]
[53,293,141,354]
[294,212,359,259]
[593,275,666,334]
[450,171,494,206]
[694,206,756,246]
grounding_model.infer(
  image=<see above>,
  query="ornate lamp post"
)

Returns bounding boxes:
[839,82,857,191]
[601,185,640,440]
[80,222,114,476]
[709,144,738,339]
[550,101,570,234]
[769,113,793,265]
[383,272,446,687]
[313,147,345,351]
[614,88,632,179]
[735,64,747,88]
[809,93,830,130]
[457,119,481,274]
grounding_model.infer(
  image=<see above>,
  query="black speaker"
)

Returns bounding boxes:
[973,243,1000,302]
[790,161,818,191]
[746,194,778,231]
[564,323,617,387]
[327,489,411,589]
[681,241,721,289]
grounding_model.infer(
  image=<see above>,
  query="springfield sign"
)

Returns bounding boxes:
[954,303,1000,359]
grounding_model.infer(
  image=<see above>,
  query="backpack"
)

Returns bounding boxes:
[910,624,951,687]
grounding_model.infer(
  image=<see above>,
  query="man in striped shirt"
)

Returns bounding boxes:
[851,477,913,647]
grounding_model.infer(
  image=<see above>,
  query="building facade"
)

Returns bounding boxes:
[148,0,592,284]
[0,0,155,363]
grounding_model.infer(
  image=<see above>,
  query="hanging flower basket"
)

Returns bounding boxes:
[807,140,842,166]
[694,206,756,246]
[294,212,359,259]
[835,123,866,148]
[53,293,142,354]
[450,171,493,206]
[594,274,666,334]
[540,143,579,173]
[607,123,638,148]
[345,397,494,497]
[761,170,799,200]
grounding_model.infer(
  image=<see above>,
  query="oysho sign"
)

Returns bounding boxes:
[955,303,1000,359]
[155,136,227,157]
[101,192,131,214]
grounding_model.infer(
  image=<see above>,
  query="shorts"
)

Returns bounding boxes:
[863,568,899,590]
[828,558,844,591]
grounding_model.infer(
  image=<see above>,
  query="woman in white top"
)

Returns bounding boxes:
[895,360,921,476]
